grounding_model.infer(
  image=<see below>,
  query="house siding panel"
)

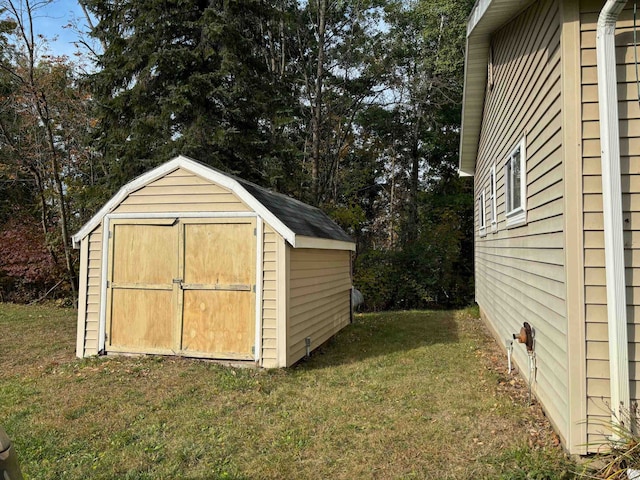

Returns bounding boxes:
[287,249,351,365]
[581,0,640,447]
[474,0,570,442]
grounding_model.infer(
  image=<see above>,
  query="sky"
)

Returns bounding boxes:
[29,0,89,58]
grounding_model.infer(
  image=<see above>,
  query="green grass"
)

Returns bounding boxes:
[0,303,575,479]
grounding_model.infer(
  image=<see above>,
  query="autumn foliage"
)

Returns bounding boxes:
[0,212,62,302]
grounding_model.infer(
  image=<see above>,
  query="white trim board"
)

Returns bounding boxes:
[255,217,264,364]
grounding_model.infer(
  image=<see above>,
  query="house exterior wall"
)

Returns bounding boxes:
[286,248,351,366]
[580,0,640,446]
[473,0,571,443]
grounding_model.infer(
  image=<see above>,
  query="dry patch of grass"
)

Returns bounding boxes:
[0,303,574,479]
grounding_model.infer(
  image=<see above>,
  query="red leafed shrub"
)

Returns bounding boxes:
[0,214,62,302]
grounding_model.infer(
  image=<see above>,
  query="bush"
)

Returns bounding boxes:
[354,239,474,312]
[579,406,640,479]
[0,213,63,302]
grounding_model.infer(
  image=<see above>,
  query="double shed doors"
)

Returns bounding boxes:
[106,217,256,359]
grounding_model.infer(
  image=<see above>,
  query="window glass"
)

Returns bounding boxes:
[505,138,526,227]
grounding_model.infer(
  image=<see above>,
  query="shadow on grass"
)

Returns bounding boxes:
[298,310,460,370]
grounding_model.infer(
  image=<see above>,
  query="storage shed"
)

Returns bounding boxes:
[72,155,355,368]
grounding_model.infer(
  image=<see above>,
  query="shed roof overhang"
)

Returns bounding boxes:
[459,0,536,176]
[72,155,356,252]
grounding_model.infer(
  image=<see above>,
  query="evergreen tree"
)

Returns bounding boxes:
[84,0,288,188]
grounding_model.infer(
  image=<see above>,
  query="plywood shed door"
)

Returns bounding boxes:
[106,218,256,359]
[107,221,179,354]
[181,219,256,359]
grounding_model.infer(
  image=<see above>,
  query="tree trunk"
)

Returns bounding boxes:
[405,117,421,245]
[36,91,78,297]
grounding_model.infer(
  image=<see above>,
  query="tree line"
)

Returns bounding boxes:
[0,0,474,309]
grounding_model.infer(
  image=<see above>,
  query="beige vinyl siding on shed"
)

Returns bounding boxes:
[83,226,102,356]
[112,168,251,214]
[287,248,351,365]
[261,224,279,367]
[474,0,570,441]
[580,0,640,445]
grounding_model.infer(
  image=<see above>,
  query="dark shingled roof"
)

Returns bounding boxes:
[236,178,354,243]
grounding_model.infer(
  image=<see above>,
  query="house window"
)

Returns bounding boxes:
[478,189,486,236]
[489,164,497,230]
[505,137,527,227]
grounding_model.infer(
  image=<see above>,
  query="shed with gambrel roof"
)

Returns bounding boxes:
[73,155,355,367]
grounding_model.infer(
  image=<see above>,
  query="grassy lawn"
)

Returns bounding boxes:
[0,304,575,479]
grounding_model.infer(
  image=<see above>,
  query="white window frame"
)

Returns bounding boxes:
[489,164,497,231]
[504,137,527,227]
[478,189,487,236]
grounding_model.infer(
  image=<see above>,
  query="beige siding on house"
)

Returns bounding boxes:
[112,168,251,214]
[83,226,102,356]
[580,0,640,447]
[474,0,571,442]
[287,248,351,366]
[261,224,279,367]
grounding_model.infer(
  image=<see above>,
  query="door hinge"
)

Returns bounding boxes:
[251,345,255,355]
[252,284,256,293]
[253,228,257,236]
[106,281,110,288]
[108,231,112,238]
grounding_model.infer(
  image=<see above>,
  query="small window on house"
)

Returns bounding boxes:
[490,164,497,230]
[505,137,527,227]
[478,189,486,236]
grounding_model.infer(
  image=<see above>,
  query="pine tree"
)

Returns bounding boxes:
[84,0,286,188]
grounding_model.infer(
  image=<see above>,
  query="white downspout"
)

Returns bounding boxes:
[596,0,630,421]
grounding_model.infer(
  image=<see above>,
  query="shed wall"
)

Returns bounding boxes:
[580,0,640,446]
[287,248,351,365]
[473,0,570,442]
[112,168,251,214]
[262,224,279,367]
[82,226,102,356]
[78,168,252,358]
